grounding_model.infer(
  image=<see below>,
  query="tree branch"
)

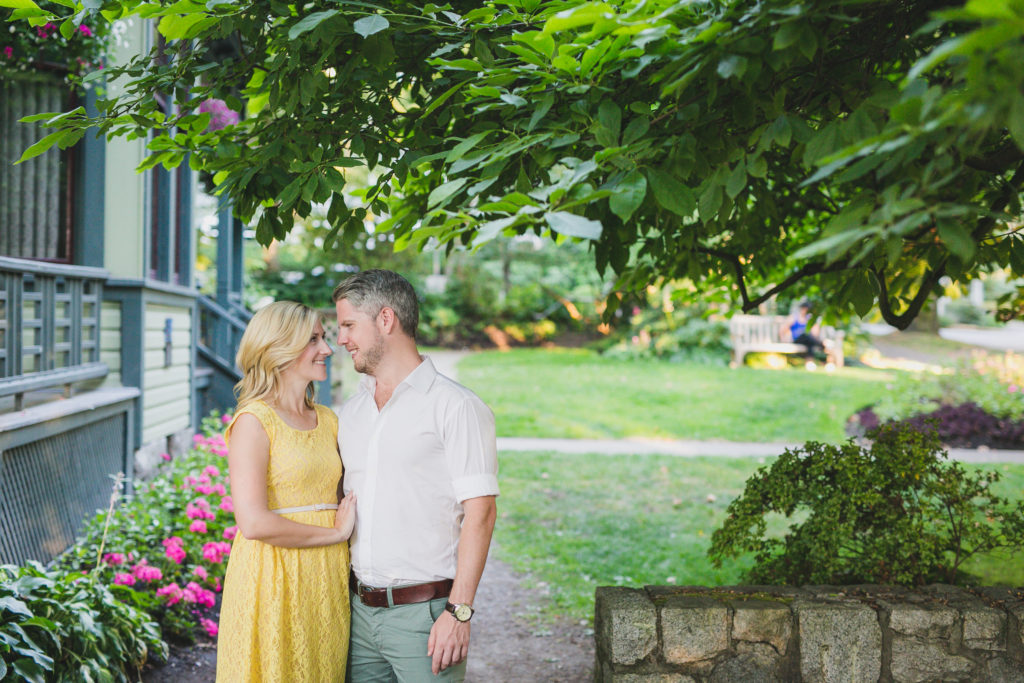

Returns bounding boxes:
[872,262,947,329]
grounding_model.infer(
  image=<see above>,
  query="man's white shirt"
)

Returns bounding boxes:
[338,356,499,587]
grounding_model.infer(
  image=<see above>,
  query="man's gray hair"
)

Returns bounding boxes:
[332,269,419,340]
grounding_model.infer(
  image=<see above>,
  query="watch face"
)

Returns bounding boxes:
[454,604,473,621]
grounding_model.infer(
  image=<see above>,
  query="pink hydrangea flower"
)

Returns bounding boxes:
[198,99,240,131]
[223,526,238,541]
[193,433,205,444]
[211,483,227,497]
[189,520,208,534]
[212,577,222,592]
[186,505,204,520]
[163,537,186,564]
[1010,384,1019,393]
[160,452,172,461]
[102,552,126,566]
[203,541,231,563]
[198,474,211,484]
[195,484,214,495]
[200,618,219,637]
[219,496,234,513]
[78,25,93,37]
[157,583,184,605]
[193,566,208,580]
[204,465,220,478]
[221,413,233,424]
[113,573,136,586]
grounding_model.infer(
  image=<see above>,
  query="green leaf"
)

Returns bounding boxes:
[596,101,621,147]
[158,13,213,39]
[446,132,491,163]
[16,130,65,164]
[545,211,603,240]
[937,222,976,262]
[773,21,800,50]
[0,596,32,618]
[770,115,792,148]
[621,117,650,145]
[288,10,338,40]
[12,658,46,683]
[717,54,747,80]
[645,168,695,216]
[427,178,469,209]
[526,93,554,132]
[0,0,38,7]
[849,271,875,317]
[543,3,611,33]
[609,170,647,221]
[353,14,389,38]
[1009,91,1024,152]
[725,160,746,199]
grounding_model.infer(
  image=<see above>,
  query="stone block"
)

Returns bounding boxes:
[797,600,881,682]
[886,603,957,640]
[981,656,1024,683]
[595,587,658,666]
[890,638,973,682]
[962,604,1006,651]
[730,599,793,655]
[661,595,729,666]
[708,652,781,683]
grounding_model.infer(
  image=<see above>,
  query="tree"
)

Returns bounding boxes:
[12,0,1024,326]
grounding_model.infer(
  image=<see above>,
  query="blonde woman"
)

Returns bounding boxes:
[217,301,355,682]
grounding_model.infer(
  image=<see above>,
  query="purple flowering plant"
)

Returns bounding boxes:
[1,2,108,82]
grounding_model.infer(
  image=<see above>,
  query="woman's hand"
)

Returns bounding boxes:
[335,493,357,541]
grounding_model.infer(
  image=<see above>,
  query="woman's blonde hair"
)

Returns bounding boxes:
[234,301,323,410]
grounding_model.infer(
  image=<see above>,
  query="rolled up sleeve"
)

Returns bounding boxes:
[443,395,500,502]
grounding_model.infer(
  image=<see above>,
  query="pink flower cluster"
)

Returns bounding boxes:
[198,99,241,132]
[219,496,234,513]
[183,472,227,496]
[103,552,126,566]
[202,541,231,564]
[223,525,238,541]
[3,47,12,59]
[156,583,184,605]
[200,617,219,637]
[194,432,228,457]
[163,536,187,564]
[187,498,217,521]
[114,572,135,586]
[183,581,217,608]
[132,560,163,582]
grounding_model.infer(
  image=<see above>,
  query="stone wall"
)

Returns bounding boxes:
[594,584,1024,682]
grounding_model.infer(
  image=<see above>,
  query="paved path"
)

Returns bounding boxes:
[939,322,1024,352]
[496,436,1024,463]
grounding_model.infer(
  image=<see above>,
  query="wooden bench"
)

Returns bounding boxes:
[729,314,845,368]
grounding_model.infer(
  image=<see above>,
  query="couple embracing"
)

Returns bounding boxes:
[215,269,499,682]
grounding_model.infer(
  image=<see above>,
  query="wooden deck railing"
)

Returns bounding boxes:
[0,256,109,409]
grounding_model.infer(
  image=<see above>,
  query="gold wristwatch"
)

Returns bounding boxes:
[445,601,474,622]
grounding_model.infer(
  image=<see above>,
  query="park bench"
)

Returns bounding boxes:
[729,314,845,368]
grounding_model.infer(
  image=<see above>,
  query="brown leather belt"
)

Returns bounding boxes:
[350,570,453,608]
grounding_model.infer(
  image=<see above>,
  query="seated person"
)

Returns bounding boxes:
[786,301,825,357]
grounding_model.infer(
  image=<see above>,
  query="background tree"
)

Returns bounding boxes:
[14,0,1024,325]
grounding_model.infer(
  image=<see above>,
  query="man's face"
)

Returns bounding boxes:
[335,298,386,375]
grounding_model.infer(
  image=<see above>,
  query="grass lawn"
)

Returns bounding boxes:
[494,451,1024,625]
[460,348,898,442]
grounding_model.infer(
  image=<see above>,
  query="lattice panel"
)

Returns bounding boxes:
[0,415,126,565]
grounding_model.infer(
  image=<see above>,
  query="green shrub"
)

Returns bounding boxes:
[0,562,165,682]
[708,423,1024,586]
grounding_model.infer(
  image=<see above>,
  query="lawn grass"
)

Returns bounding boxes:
[460,348,898,442]
[494,451,1024,625]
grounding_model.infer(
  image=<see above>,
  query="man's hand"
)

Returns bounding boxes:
[427,611,470,674]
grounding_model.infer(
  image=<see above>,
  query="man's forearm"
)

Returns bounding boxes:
[449,495,497,605]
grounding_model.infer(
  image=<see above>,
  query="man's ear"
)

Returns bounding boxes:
[378,307,397,334]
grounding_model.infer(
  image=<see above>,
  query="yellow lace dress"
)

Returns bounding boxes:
[216,400,350,683]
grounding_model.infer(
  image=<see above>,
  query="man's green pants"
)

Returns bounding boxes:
[346,591,467,683]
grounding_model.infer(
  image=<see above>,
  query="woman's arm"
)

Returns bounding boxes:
[227,413,355,548]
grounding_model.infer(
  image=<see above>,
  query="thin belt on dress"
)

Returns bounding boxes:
[350,569,454,608]
[270,503,338,514]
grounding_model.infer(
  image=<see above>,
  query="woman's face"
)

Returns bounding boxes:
[283,320,333,383]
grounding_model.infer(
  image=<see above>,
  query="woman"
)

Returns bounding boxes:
[217,301,355,682]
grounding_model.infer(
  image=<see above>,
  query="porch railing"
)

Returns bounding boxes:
[0,256,108,409]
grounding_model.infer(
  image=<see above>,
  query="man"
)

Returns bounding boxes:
[333,269,499,681]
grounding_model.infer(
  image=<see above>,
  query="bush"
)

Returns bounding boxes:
[0,562,165,682]
[708,423,1024,586]
[55,411,234,642]
[853,403,1024,450]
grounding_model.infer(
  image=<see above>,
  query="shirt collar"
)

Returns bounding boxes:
[357,355,438,396]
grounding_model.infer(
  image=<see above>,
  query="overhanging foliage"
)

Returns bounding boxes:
[10,0,1024,325]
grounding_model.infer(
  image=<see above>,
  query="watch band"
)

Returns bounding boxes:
[445,601,475,622]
